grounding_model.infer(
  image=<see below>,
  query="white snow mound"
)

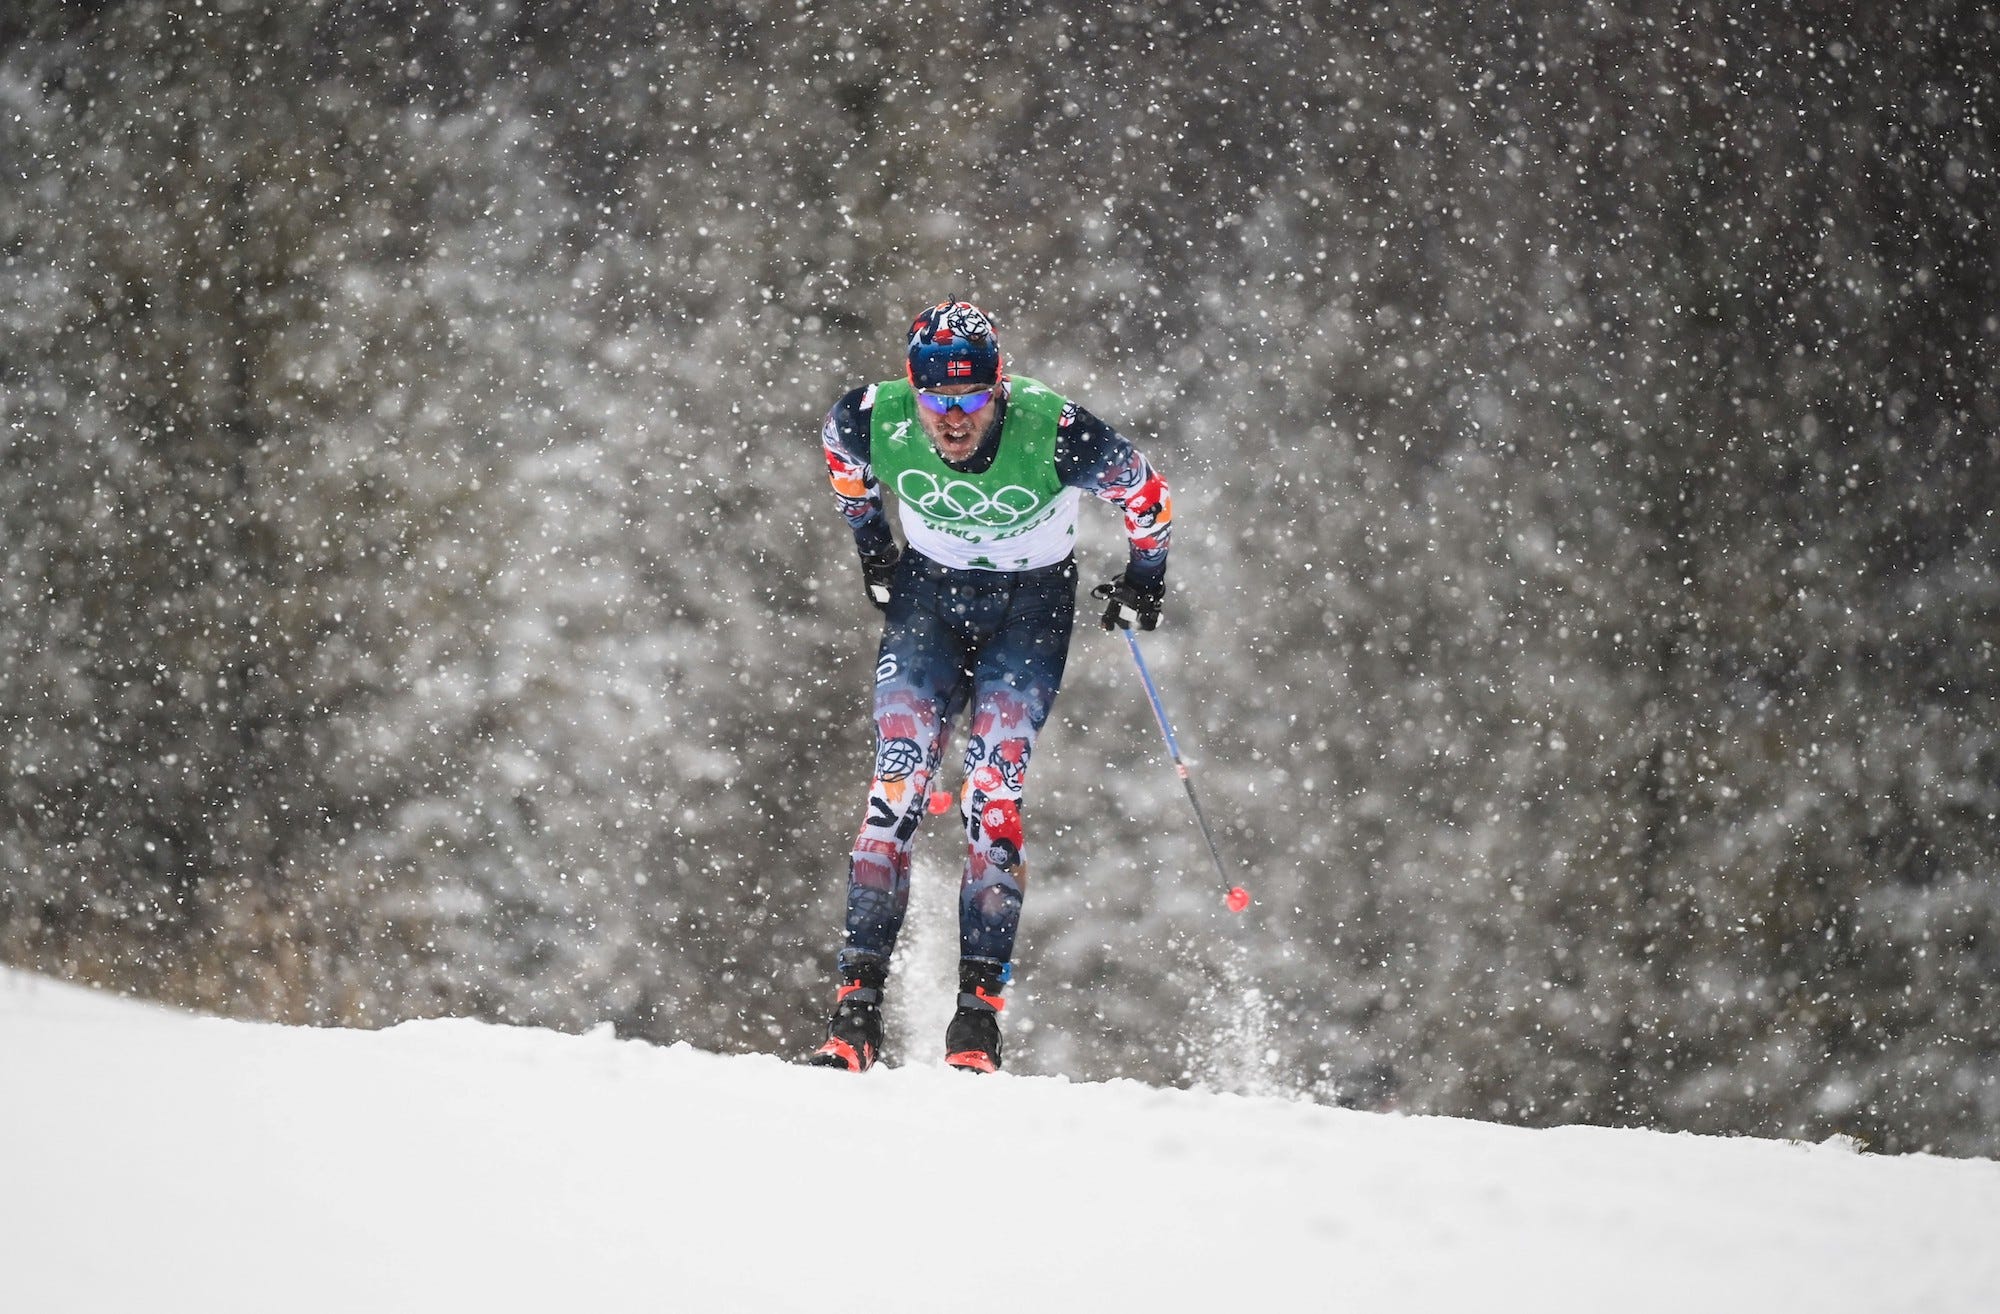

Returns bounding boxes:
[3,968,1995,1313]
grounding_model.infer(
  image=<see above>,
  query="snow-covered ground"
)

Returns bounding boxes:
[3,967,1995,1314]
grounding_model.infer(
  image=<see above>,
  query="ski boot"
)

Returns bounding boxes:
[944,959,1008,1074]
[807,955,887,1073]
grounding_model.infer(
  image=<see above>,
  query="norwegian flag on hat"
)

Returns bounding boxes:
[907,300,1003,390]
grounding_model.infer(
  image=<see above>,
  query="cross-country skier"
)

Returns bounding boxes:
[810,299,1173,1073]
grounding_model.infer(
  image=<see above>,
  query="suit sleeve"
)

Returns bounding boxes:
[1054,401,1172,590]
[822,387,898,558]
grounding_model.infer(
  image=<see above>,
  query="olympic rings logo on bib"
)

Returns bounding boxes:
[895,469,1045,527]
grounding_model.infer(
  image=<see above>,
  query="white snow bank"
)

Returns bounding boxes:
[2,968,1995,1313]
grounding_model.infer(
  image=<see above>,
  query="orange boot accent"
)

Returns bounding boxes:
[812,1036,875,1072]
[945,1049,999,1074]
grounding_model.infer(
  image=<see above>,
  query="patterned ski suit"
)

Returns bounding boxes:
[821,376,1172,977]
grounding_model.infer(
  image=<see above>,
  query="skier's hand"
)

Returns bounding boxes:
[860,545,901,611]
[1092,573,1163,631]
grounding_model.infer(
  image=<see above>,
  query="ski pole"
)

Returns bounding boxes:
[1117,627,1250,914]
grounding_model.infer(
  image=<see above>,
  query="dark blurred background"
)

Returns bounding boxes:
[3,0,1995,1154]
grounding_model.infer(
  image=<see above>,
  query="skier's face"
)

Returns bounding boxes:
[916,381,1001,462]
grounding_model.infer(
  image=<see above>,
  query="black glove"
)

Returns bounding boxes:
[1092,572,1163,631]
[859,544,901,611]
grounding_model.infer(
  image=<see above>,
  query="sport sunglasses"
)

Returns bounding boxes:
[916,388,996,415]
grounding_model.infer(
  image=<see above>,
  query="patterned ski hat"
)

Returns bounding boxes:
[906,300,1003,390]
